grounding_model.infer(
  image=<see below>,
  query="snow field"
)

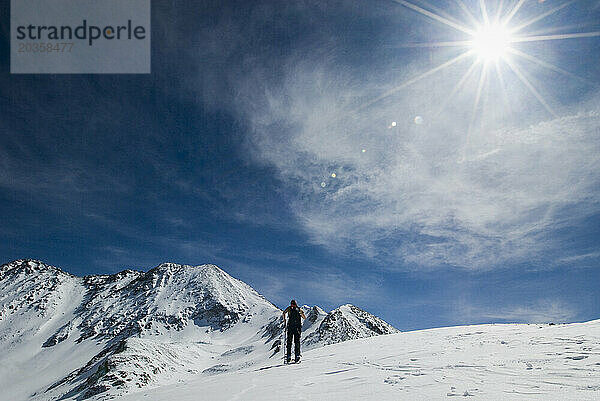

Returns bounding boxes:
[120,320,600,401]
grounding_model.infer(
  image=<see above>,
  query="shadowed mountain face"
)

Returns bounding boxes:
[0,259,398,400]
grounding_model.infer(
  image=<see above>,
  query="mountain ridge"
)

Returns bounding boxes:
[0,259,398,400]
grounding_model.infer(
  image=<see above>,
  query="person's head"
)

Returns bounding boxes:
[290,299,297,307]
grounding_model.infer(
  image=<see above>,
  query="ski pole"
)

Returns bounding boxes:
[283,321,287,364]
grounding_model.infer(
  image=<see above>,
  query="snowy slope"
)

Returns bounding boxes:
[119,319,600,401]
[0,260,284,400]
[2,260,599,400]
[300,305,327,341]
[0,260,90,401]
[0,260,398,401]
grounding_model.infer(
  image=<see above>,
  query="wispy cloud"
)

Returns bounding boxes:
[168,0,600,271]
[451,297,578,324]
[556,251,600,265]
[480,301,577,324]
[227,49,600,269]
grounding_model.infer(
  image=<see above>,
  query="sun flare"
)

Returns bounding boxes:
[471,22,512,62]
[357,0,600,126]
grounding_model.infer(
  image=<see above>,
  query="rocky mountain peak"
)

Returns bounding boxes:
[0,259,68,279]
[303,304,399,348]
[0,259,398,400]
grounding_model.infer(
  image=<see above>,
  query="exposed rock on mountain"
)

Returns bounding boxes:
[0,259,398,400]
[303,304,399,348]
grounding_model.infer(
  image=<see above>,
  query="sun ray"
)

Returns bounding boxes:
[355,50,474,112]
[512,1,574,33]
[495,0,506,22]
[393,0,475,35]
[508,47,591,84]
[469,63,488,133]
[396,40,473,48]
[525,23,596,37]
[502,0,526,25]
[434,60,479,117]
[459,63,488,162]
[418,0,471,30]
[494,61,512,116]
[479,0,490,25]
[372,0,598,146]
[512,31,600,43]
[455,0,479,27]
[504,58,556,117]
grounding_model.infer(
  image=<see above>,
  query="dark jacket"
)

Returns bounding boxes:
[283,305,306,329]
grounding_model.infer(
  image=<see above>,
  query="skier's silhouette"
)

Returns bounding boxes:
[282,299,306,363]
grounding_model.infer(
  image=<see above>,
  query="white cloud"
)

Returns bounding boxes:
[451,297,578,324]
[234,55,600,270]
[481,301,577,324]
[179,2,600,271]
[557,251,600,264]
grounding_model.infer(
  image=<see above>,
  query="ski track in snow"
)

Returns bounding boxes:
[119,320,600,401]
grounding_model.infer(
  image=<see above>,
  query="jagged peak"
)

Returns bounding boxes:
[2,258,46,270]
[144,262,242,288]
[115,261,276,315]
[331,304,395,324]
[302,305,327,317]
[153,261,189,271]
[84,268,142,279]
[153,262,221,271]
[0,259,70,278]
[84,268,144,288]
[116,268,143,277]
[302,303,399,348]
[147,263,230,280]
[332,304,373,315]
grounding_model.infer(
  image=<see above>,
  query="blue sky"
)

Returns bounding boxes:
[1,0,599,330]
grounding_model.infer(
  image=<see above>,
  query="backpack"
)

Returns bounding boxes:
[288,306,301,328]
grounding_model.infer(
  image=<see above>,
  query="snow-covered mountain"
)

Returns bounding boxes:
[303,304,399,348]
[0,259,398,401]
[300,304,328,340]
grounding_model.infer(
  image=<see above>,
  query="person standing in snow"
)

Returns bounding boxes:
[282,299,306,363]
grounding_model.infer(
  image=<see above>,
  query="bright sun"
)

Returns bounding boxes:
[471,22,512,62]
[357,1,600,124]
